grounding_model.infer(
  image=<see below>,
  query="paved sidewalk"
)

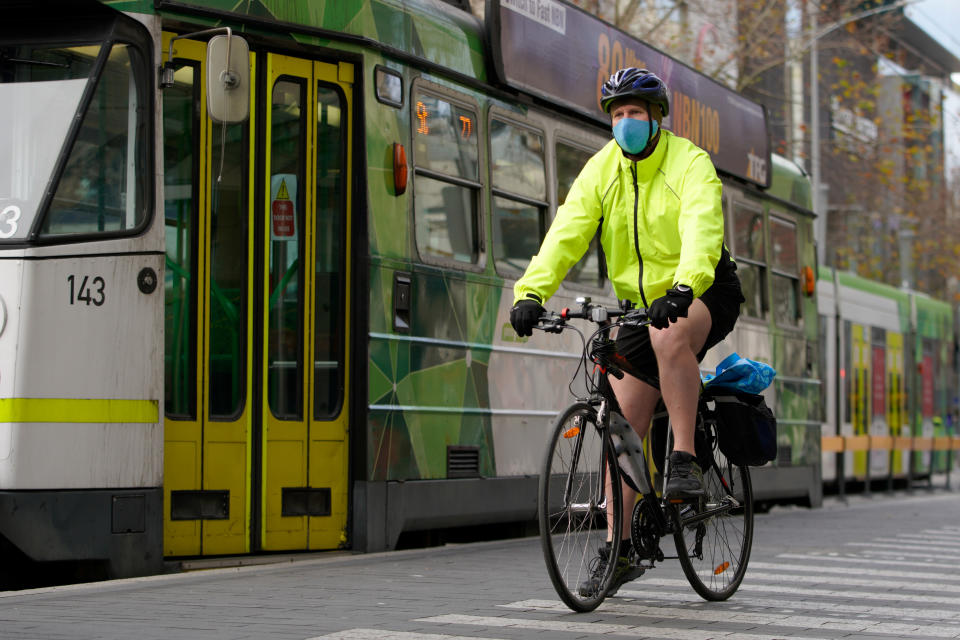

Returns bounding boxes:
[0,486,958,639]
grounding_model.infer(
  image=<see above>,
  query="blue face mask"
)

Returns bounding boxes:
[612,117,659,155]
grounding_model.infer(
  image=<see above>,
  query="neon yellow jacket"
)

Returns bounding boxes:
[514,130,724,306]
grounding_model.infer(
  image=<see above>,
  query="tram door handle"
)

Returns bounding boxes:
[393,271,411,334]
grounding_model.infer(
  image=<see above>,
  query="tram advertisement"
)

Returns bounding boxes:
[489,0,770,187]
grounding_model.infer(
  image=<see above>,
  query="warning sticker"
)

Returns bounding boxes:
[270,174,298,241]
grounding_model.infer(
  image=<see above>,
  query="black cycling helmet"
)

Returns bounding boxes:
[600,67,670,117]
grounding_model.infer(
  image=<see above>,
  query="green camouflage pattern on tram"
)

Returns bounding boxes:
[110,0,506,481]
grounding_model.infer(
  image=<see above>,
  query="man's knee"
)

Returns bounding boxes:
[649,324,696,359]
[650,303,711,358]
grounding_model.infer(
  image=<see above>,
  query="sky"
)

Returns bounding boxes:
[905,0,960,176]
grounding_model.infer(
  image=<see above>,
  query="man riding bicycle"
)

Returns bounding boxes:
[510,67,744,595]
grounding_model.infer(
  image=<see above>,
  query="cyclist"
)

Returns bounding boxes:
[510,67,744,595]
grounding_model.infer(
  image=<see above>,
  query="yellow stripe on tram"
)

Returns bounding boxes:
[0,398,159,423]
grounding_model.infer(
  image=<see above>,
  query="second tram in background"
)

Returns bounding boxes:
[818,268,956,491]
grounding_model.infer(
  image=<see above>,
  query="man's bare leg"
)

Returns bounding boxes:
[649,300,711,452]
[607,373,659,541]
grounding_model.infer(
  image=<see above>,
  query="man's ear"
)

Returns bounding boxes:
[650,103,663,123]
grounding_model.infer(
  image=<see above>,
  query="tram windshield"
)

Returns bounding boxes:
[0,42,148,242]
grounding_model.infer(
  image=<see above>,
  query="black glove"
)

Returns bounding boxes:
[510,296,545,337]
[648,285,694,330]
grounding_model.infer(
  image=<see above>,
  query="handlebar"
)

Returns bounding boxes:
[536,297,650,334]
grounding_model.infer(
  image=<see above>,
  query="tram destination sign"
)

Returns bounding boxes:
[488,0,771,187]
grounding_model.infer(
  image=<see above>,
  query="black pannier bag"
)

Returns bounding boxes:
[704,389,777,466]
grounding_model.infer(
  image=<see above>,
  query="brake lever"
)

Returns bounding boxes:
[535,312,565,334]
[621,308,650,327]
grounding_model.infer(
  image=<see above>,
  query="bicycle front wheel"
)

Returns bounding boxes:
[673,448,753,601]
[539,402,622,612]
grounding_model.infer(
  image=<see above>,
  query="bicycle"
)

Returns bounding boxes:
[536,297,754,612]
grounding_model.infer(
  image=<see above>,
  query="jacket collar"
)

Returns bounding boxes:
[619,129,669,181]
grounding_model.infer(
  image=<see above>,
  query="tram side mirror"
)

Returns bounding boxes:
[206,34,249,124]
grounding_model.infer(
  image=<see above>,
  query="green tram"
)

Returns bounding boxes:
[0,0,822,579]
[818,268,957,489]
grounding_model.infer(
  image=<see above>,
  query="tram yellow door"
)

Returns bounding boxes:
[260,54,352,550]
[162,39,352,556]
[161,35,255,556]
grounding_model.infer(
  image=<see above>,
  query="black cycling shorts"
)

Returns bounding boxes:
[614,266,744,389]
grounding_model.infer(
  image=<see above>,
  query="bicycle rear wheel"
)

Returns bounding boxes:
[539,402,622,612]
[673,447,753,600]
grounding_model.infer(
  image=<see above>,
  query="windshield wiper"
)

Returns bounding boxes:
[0,53,69,69]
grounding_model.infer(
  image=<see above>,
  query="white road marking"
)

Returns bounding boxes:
[582,589,960,621]
[749,560,960,582]
[895,534,960,545]
[846,541,960,555]
[724,569,960,593]
[869,537,960,548]
[309,631,506,640]
[776,552,951,569]
[632,577,960,606]
[502,599,960,638]
[853,548,960,561]
[418,613,834,640]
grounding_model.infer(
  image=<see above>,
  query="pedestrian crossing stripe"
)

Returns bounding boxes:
[502,599,960,638]
[894,534,960,545]
[750,560,960,583]
[417,613,835,640]
[310,631,506,640]
[777,552,955,569]
[847,541,960,554]
[635,577,960,606]
[853,548,960,561]
[574,589,960,622]
[684,569,960,594]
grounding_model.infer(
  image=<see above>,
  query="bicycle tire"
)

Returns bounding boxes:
[673,447,753,601]
[539,402,622,612]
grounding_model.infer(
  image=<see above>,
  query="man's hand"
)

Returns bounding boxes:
[648,285,694,329]
[510,297,545,337]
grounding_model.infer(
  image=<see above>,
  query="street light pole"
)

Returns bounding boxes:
[809,0,823,266]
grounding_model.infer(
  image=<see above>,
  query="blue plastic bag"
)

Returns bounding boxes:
[701,352,777,395]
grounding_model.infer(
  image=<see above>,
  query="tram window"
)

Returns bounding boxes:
[208,113,249,419]
[770,216,800,327]
[490,119,545,200]
[818,314,828,423]
[412,92,478,179]
[490,118,546,275]
[492,195,541,273]
[770,216,798,272]
[557,141,604,288]
[268,78,307,420]
[314,84,347,419]
[0,45,96,241]
[732,201,766,319]
[843,320,853,426]
[42,44,148,237]
[412,90,481,266]
[163,61,199,420]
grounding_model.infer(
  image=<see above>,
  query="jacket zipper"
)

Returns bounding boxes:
[630,163,649,308]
